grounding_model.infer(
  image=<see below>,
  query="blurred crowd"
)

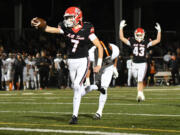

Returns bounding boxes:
[0,30,180,90]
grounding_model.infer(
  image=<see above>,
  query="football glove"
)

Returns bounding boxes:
[113,67,119,79]
[119,20,127,29]
[155,23,161,32]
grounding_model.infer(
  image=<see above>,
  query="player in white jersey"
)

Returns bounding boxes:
[23,55,29,90]
[34,53,40,90]
[27,55,35,89]
[54,53,63,88]
[126,54,137,86]
[82,41,119,119]
[4,53,15,91]
[1,53,7,90]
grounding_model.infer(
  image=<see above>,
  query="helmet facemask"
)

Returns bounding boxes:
[63,15,75,28]
[134,28,145,42]
[63,7,82,28]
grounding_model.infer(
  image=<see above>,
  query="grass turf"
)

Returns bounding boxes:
[0,86,180,135]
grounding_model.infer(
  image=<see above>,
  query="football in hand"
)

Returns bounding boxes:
[31,17,47,29]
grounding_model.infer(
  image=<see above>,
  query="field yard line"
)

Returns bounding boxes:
[0,122,180,134]
[0,93,53,96]
[0,102,157,106]
[0,97,180,100]
[0,127,146,135]
[0,110,180,117]
[145,88,180,91]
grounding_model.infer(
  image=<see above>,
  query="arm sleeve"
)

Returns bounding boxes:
[88,46,97,62]
[147,41,152,48]
[89,33,97,41]
[109,43,120,60]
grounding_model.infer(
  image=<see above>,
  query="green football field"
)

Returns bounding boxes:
[0,86,180,135]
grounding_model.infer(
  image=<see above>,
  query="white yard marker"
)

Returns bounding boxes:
[22,93,34,95]
[0,110,180,117]
[0,127,147,135]
[0,102,157,106]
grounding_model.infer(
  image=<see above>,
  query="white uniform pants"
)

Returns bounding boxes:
[67,57,89,117]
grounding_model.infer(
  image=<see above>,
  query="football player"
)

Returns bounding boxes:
[31,7,103,124]
[4,53,15,91]
[119,20,161,102]
[22,54,29,90]
[34,52,41,90]
[82,41,119,119]
[126,54,137,86]
[26,55,35,89]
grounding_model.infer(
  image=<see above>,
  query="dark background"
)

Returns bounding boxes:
[0,0,180,31]
[0,0,180,55]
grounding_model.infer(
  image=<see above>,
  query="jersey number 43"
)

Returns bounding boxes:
[133,46,145,56]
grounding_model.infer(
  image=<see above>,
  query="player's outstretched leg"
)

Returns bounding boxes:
[93,89,107,119]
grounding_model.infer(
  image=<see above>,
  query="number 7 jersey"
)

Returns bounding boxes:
[127,37,152,63]
[58,22,94,59]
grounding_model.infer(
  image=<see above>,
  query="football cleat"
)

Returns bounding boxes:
[93,113,101,120]
[69,115,78,124]
[137,92,145,102]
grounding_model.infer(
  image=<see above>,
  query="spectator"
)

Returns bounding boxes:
[163,51,172,69]
[36,50,51,89]
[149,60,156,86]
[169,53,180,85]
[13,53,26,90]
[116,55,126,86]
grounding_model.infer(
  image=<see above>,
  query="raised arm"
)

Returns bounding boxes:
[119,20,129,45]
[31,17,63,34]
[44,26,62,34]
[151,23,161,46]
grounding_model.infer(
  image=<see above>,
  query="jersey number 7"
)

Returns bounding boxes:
[71,39,79,53]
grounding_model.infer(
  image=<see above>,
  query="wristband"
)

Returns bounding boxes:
[97,58,102,66]
[86,78,90,83]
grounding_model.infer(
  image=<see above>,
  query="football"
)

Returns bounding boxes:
[32,17,47,29]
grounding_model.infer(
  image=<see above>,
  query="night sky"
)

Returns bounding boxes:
[0,0,180,44]
[0,0,180,31]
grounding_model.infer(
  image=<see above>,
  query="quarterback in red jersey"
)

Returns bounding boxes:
[31,6,103,124]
